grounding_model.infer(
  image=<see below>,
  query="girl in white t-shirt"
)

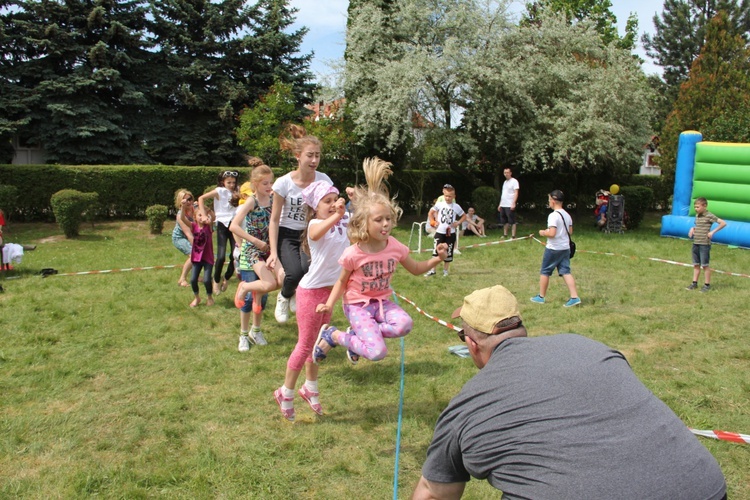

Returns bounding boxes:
[199,171,239,294]
[273,181,349,422]
[267,125,332,324]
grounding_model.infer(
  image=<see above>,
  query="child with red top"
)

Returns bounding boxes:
[313,158,448,363]
[182,203,215,307]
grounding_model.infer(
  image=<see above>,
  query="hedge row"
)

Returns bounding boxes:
[0,163,667,222]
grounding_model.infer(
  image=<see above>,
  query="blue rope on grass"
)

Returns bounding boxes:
[392,292,406,500]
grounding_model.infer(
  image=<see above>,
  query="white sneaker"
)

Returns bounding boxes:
[289,293,297,313]
[250,329,268,346]
[424,270,436,277]
[275,294,290,323]
[238,335,250,352]
[443,270,449,277]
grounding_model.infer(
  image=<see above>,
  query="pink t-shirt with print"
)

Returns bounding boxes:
[339,236,410,305]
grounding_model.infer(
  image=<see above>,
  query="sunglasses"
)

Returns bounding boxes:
[457,319,523,343]
[456,329,467,342]
[222,171,239,178]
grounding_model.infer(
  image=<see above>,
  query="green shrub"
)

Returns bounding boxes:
[619,186,653,230]
[0,184,19,218]
[145,204,169,235]
[50,189,99,238]
[471,186,500,221]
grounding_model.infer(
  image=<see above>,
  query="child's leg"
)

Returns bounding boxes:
[213,222,230,285]
[703,266,711,284]
[692,265,701,283]
[288,287,332,372]
[190,262,201,295]
[562,273,578,299]
[179,256,192,286]
[202,263,214,305]
[377,300,414,339]
[338,302,388,361]
[223,230,236,283]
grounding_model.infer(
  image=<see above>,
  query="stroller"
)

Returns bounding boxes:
[604,194,625,234]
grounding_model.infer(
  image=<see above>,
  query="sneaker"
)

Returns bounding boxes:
[425,270,436,277]
[564,297,582,307]
[250,329,267,346]
[251,291,262,314]
[530,295,545,304]
[238,335,251,352]
[275,294,290,323]
[442,270,449,277]
[313,324,337,364]
[685,283,698,290]
[274,387,295,423]
[298,385,323,416]
[289,293,297,313]
[700,284,710,293]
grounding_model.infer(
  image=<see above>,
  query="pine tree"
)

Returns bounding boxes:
[659,10,750,178]
[1,0,153,164]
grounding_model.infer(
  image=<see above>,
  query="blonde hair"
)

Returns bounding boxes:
[348,157,402,244]
[279,124,322,157]
[174,188,193,210]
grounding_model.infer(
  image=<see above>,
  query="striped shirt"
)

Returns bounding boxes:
[693,210,719,245]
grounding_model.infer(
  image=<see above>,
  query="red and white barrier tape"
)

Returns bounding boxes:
[53,264,178,277]
[689,428,749,444]
[412,234,533,253]
[393,292,461,332]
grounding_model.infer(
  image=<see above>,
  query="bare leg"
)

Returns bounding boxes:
[562,274,578,298]
[179,257,191,286]
[703,266,711,285]
[692,265,701,282]
[538,274,550,298]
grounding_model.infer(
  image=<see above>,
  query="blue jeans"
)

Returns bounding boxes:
[191,262,213,295]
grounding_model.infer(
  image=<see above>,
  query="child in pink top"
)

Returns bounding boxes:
[314,158,448,363]
[182,202,215,307]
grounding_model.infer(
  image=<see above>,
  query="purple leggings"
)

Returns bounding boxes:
[287,286,332,372]
[339,299,413,361]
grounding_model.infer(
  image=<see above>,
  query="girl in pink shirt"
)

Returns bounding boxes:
[314,158,448,363]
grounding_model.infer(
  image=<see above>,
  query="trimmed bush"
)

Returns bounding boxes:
[50,189,99,238]
[145,204,169,235]
[619,186,653,230]
[470,186,500,222]
[0,184,19,219]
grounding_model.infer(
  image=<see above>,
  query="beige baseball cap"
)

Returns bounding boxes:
[451,285,521,334]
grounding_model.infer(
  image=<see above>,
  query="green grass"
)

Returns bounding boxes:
[1,213,748,499]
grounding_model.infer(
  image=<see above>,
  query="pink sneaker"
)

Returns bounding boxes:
[298,385,323,416]
[273,387,295,423]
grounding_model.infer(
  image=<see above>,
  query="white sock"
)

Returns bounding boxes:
[280,385,295,410]
[240,330,249,335]
[304,380,320,405]
[251,325,261,333]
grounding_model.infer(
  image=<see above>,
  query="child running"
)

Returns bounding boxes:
[313,158,448,364]
[172,189,195,287]
[199,171,239,295]
[230,159,279,349]
[182,201,215,307]
[273,181,350,422]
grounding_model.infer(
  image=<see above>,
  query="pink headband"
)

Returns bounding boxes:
[301,181,339,210]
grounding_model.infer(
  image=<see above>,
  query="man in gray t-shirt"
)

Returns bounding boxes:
[412,286,727,500]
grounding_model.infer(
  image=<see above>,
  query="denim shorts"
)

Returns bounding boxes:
[540,248,571,276]
[239,269,268,313]
[692,244,711,267]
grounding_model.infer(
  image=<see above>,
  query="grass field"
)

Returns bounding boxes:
[1,212,748,498]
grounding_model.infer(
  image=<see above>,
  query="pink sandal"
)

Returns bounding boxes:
[273,388,295,422]
[298,385,323,416]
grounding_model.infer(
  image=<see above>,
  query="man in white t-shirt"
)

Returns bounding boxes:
[497,168,519,239]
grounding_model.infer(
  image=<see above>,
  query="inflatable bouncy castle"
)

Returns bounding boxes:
[661,131,750,248]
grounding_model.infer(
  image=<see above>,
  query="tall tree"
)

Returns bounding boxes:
[463,12,654,181]
[642,0,750,91]
[659,11,750,179]
[1,0,153,164]
[523,0,639,50]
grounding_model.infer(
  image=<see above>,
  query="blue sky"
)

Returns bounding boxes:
[289,0,665,83]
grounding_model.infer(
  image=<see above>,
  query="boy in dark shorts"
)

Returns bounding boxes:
[425,184,466,277]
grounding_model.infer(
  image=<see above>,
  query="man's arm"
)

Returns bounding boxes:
[412,476,465,500]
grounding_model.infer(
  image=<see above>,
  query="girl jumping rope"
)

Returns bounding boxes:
[199,171,239,295]
[272,180,349,422]
[313,158,448,364]
[172,189,195,287]
[230,159,279,350]
[182,201,216,307]
[267,124,332,324]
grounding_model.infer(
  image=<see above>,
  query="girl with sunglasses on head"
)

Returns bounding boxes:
[199,170,240,295]
[172,188,196,287]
